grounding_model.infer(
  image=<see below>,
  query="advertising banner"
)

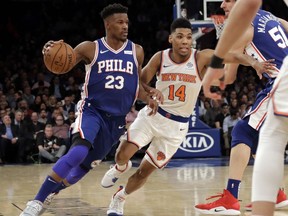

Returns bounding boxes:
[173,103,221,158]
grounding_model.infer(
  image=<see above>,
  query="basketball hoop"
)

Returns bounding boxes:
[211,15,226,39]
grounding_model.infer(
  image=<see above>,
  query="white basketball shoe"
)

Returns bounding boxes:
[107,186,126,216]
[20,200,43,216]
[101,160,132,188]
[44,192,58,206]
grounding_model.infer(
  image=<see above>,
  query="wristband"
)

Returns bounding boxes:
[210,54,224,68]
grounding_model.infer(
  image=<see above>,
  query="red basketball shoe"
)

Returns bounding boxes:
[194,189,240,215]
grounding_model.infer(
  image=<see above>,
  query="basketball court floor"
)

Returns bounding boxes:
[1,157,288,216]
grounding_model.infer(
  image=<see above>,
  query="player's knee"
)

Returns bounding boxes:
[71,132,92,149]
[66,166,89,185]
[115,141,138,164]
[65,146,89,167]
[115,149,129,164]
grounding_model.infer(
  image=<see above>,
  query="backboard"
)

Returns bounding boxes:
[174,0,223,28]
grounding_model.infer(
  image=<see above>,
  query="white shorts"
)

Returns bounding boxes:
[271,56,288,116]
[121,106,189,169]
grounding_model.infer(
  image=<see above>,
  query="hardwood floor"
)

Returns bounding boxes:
[1,158,288,216]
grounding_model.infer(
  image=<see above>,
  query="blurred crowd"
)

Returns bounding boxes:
[0,0,287,164]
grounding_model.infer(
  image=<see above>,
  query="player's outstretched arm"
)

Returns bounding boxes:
[214,0,262,58]
[223,53,276,79]
[199,48,275,95]
[42,39,95,66]
[203,0,262,99]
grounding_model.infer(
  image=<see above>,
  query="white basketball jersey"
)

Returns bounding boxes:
[156,48,202,117]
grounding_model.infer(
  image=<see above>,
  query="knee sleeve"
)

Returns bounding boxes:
[52,145,89,179]
[66,166,89,185]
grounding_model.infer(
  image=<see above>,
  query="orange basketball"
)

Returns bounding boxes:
[43,42,76,74]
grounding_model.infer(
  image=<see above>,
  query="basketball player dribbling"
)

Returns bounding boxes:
[199,0,288,215]
[19,3,162,216]
[100,18,274,216]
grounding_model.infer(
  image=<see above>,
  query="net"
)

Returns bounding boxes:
[211,15,226,39]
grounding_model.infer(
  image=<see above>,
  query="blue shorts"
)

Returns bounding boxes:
[76,100,126,170]
[231,117,259,154]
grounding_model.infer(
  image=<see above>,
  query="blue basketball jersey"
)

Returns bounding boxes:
[234,10,288,146]
[245,9,288,79]
[82,38,139,116]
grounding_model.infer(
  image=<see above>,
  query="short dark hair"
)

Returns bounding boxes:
[230,108,238,116]
[100,3,128,19]
[170,18,192,33]
[221,102,228,108]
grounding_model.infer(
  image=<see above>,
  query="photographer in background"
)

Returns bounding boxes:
[36,124,66,163]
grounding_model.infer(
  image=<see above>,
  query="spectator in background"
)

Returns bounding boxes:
[46,95,58,113]
[239,102,247,118]
[12,109,24,127]
[36,124,66,163]
[5,107,13,120]
[6,87,17,110]
[39,102,48,114]
[14,71,32,91]
[198,92,207,118]
[0,109,6,124]
[31,72,50,96]
[49,76,66,100]
[239,93,248,105]
[223,109,241,156]
[64,110,76,126]
[30,95,42,113]
[0,101,9,112]
[50,108,63,126]
[200,99,211,122]
[0,114,25,163]
[215,103,230,156]
[65,76,81,98]
[38,109,49,125]
[62,95,76,120]
[17,99,33,120]
[204,99,221,128]
[41,94,49,106]
[227,90,237,104]
[22,86,35,106]
[12,109,29,162]
[13,90,23,110]
[24,112,45,159]
[229,98,239,113]
[52,114,70,147]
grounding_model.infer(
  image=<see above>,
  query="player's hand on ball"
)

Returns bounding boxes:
[43,40,76,74]
[42,40,63,55]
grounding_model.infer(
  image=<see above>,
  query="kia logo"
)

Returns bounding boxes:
[179,132,214,152]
